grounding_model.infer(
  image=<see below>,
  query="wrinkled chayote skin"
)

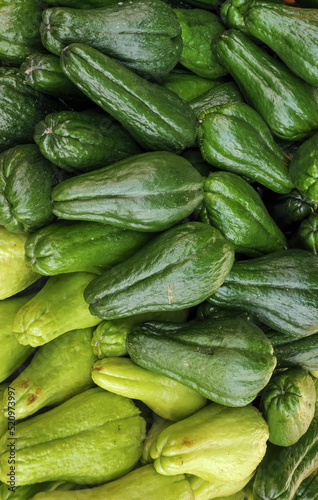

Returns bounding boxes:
[31,465,194,500]
[0,228,39,300]
[262,369,316,446]
[290,133,318,204]
[92,357,206,421]
[0,296,35,383]
[3,328,97,420]
[150,403,269,485]
[13,272,102,347]
[0,389,146,486]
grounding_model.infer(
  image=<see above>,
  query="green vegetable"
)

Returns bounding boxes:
[13,272,102,347]
[0,68,58,152]
[92,357,207,421]
[0,388,146,486]
[208,250,318,337]
[128,317,276,406]
[215,30,318,140]
[204,171,287,255]
[292,213,318,254]
[274,334,318,372]
[34,110,140,173]
[174,9,226,79]
[41,0,182,78]
[190,475,254,500]
[181,149,212,177]
[3,328,97,420]
[0,0,42,65]
[141,418,173,465]
[0,481,77,500]
[161,70,223,102]
[84,222,234,320]
[0,228,39,300]
[21,53,84,98]
[0,384,8,438]
[151,404,268,487]
[267,189,314,231]
[253,409,318,500]
[294,471,318,500]
[92,309,189,358]
[262,369,316,446]
[190,80,243,118]
[60,44,197,153]
[30,465,194,500]
[25,221,153,276]
[222,0,318,86]
[49,0,118,7]
[198,102,292,193]
[0,296,34,384]
[51,151,204,231]
[290,133,318,204]
[0,144,58,233]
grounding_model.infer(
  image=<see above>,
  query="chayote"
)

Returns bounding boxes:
[0,228,39,300]
[0,296,35,383]
[92,357,206,421]
[3,328,97,420]
[13,272,102,347]
[0,388,145,486]
[150,403,268,485]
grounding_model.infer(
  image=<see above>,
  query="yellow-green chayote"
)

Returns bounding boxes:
[150,403,269,485]
[213,482,254,500]
[0,481,77,500]
[31,465,194,500]
[13,272,103,347]
[141,417,173,465]
[2,328,97,420]
[0,227,39,299]
[0,388,145,486]
[92,309,189,358]
[189,474,254,500]
[92,357,206,421]
[0,296,35,383]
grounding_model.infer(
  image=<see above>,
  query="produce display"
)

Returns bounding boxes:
[1,0,318,499]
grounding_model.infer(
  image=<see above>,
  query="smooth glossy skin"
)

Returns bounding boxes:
[150,404,268,485]
[0,228,39,300]
[225,0,318,86]
[84,222,235,319]
[0,68,58,152]
[0,0,42,65]
[128,317,276,406]
[208,249,318,337]
[31,465,194,500]
[25,221,153,276]
[253,411,318,500]
[174,9,226,79]
[162,71,224,102]
[290,133,318,203]
[262,369,316,446]
[60,44,197,153]
[274,333,318,371]
[269,189,314,231]
[42,0,182,78]
[204,171,287,255]
[92,309,189,358]
[189,475,254,500]
[215,30,318,140]
[190,80,243,118]
[21,53,83,97]
[92,357,206,421]
[0,389,146,486]
[3,328,97,420]
[34,111,141,172]
[0,144,58,233]
[13,272,102,347]
[198,102,292,193]
[52,151,204,231]
[0,296,34,383]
